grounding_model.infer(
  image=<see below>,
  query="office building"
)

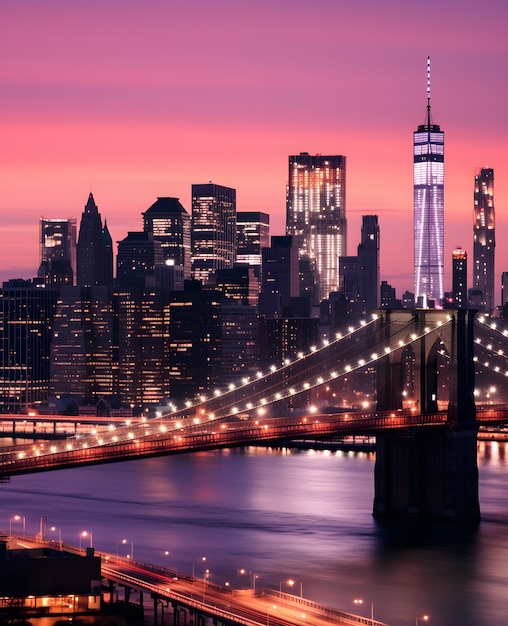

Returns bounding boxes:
[236,211,270,266]
[76,193,113,287]
[472,168,495,313]
[452,248,467,308]
[143,197,192,279]
[259,236,300,318]
[116,231,164,290]
[414,58,444,307]
[38,217,77,286]
[50,286,116,402]
[286,153,347,303]
[191,183,236,285]
[220,302,259,384]
[167,283,222,398]
[339,216,379,315]
[0,280,60,411]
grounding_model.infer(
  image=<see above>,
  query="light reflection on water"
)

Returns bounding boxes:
[1,442,507,626]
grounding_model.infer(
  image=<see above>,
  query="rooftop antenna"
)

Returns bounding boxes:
[426,56,431,127]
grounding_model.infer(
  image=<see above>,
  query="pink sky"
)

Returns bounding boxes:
[1,0,507,300]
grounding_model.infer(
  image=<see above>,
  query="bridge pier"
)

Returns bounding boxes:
[373,309,480,520]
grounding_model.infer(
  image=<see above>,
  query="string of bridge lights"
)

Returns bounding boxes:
[14,314,457,461]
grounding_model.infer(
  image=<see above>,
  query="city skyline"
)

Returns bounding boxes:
[1,0,507,300]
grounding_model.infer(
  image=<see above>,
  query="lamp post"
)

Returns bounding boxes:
[354,598,374,623]
[79,530,93,550]
[9,515,26,536]
[416,615,429,626]
[117,538,133,562]
[50,526,62,551]
[192,555,206,579]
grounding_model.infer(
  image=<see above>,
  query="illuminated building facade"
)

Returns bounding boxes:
[191,183,236,285]
[236,211,270,266]
[286,153,347,303]
[452,248,467,308]
[143,197,192,279]
[414,58,444,307]
[472,168,495,313]
[38,217,77,286]
[0,280,59,411]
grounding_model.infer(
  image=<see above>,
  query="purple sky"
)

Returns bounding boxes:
[1,0,507,299]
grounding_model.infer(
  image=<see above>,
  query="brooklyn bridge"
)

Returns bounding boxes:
[2,308,508,521]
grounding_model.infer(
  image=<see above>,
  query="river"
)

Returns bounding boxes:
[2,441,507,626]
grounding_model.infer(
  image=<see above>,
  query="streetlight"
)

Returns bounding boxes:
[192,555,206,579]
[286,579,303,598]
[79,530,93,550]
[416,615,429,626]
[354,598,374,623]
[117,538,133,562]
[50,526,62,551]
[9,514,26,536]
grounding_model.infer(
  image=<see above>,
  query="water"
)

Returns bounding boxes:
[2,441,508,626]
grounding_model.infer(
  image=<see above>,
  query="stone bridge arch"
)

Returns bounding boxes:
[372,308,479,520]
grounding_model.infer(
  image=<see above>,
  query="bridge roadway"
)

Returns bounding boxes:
[15,535,388,626]
[1,406,508,478]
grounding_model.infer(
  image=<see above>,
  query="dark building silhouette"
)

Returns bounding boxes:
[116,231,164,290]
[0,280,60,411]
[221,302,259,384]
[38,217,77,286]
[259,235,300,317]
[76,193,113,287]
[191,183,236,286]
[452,247,467,308]
[339,216,380,315]
[143,197,192,279]
[286,153,347,303]
[236,211,270,267]
[216,266,259,306]
[472,167,495,313]
[167,283,222,399]
[259,317,319,368]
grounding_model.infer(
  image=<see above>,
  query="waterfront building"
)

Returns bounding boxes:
[236,211,270,266]
[472,168,495,313]
[452,247,468,308]
[191,183,236,286]
[38,217,77,286]
[76,193,113,287]
[143,197,192,279]
[414,58,444,307]
[0,280,59,411]
[286,152,347,303]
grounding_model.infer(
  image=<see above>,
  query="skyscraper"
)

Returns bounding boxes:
[286,153,347,303]
[76,193,113,287]
[142,197,192,279]
[236,211,270,266]
[414,58,444,307]
[191,183,236,285]
[452,247,467,308]
[472,168,495,313]
[38,217,77,286]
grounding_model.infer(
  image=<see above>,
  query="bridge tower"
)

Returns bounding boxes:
[373,309,480,520]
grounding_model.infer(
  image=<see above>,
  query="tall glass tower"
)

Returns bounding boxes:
[414,57,444,307]
[472,168,495,314]
[286,153,347,303]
